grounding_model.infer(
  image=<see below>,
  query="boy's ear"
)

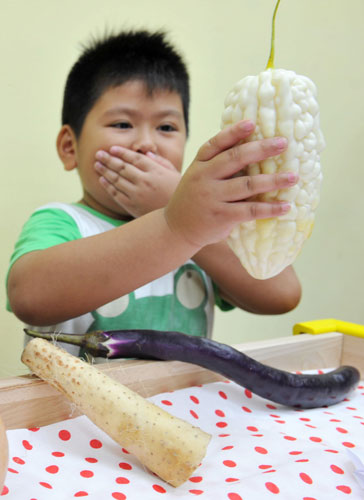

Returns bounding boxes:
[56,125,78,171]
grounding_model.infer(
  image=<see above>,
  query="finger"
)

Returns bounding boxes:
[197,120,255,162]
[99,176,131,202]
[117,165,141,184]
[95,150,125,173]
[222,172,299,202]
[96,164,137,194]
[229,199,292,223]
[210,136,288,180]
[109,146,151,172]
[146,151,177,171]
[95,161,119,183]
[95,159,140,185]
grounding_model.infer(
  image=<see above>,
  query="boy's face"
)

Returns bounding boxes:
[63,80,187,218]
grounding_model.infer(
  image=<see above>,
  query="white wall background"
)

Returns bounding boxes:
[1,0,363,376]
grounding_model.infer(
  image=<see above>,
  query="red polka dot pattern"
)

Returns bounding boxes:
[265,481,280,494]
[45,465,59,474]
[80,470,93,478]
[299,472,313,484]
[152,484,166,493]
[223,460,236,468]
[228,494,242,500]
[115,477,130,485]
[1,370,363,498]
[59,429,71,441]
[52,451,65,457]
[255,446,268,454]
[89,439,102,449]
[39,481,52,489]
[22,440,32,450]
[119,462,132,471]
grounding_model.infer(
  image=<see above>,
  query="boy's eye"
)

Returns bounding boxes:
[111,122,132,129]
[158,124,177,132]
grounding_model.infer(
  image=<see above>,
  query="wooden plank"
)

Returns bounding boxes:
[234,332,343,371]
[0,333,352,430]
[341,335,364,377]
[0,359,224,430]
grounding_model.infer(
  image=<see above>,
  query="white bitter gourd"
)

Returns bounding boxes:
[221,0,325,279]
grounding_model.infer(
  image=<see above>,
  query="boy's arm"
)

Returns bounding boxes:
[8,121,295,326]
[7,209,198,326]
[192,241,301,314]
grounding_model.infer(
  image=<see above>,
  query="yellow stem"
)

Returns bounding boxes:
[265,0,281,70]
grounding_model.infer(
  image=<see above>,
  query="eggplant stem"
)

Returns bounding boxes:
[24,329,86,346]
[24,329,111,358]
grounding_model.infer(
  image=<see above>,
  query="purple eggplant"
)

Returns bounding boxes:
[24,328,360,409]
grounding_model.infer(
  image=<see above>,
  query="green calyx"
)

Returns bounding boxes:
[265,0,281,70]
[24,328,111,358]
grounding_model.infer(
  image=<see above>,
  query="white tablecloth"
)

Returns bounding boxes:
[2,371,364,499]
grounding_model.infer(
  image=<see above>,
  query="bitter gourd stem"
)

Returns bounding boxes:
[265,0,281,70]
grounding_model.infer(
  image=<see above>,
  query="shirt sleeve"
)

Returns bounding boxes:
[5,207,82,311]
[213,282,235,312]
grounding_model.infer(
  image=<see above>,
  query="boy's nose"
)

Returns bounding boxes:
[132,129,157,154]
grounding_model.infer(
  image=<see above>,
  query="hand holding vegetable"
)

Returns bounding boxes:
[164,120,297,248]
[21,338,211,487]
[94,146,182,218]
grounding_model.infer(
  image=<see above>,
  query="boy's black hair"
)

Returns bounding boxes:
[62,30,190,137]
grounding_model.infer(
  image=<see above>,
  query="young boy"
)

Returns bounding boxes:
[6,30,301,356]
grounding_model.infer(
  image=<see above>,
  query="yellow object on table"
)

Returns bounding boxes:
[293,319,364,339]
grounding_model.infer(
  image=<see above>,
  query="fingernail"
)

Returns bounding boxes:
[240,120,254,132]
[273,137,288,149]
[95,150,106,160]
[285,172,299,184]
[280,202,291,212]
[146,151,156,158]
[109,145,124,154]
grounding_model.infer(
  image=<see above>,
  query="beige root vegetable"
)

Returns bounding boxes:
[221,0,325,279]
[0,415,8,492]
[21,338,211,487]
